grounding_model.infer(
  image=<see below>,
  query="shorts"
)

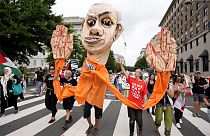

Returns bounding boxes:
[193,93,204,102]
[83,101,102,119]
[63,96,75,110]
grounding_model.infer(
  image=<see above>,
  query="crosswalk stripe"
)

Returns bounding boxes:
[62,99,111,136]
[0,103,45,126]
[186,106,208,113]
[6,95,45,111]
[6,109,66,136]
[113,104,138,136]
[151,113,183,136]
[183,109,210,136]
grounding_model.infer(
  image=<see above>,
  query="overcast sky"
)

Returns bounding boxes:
[52,0,172,66]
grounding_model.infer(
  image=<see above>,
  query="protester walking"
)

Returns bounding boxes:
[62,70,77,130]
[40,65,57,123]
[121,64,148,136]
[147,74,156,115]
[0,67,20,116]
[154,76,174,136]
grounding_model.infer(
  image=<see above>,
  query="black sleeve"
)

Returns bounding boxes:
[72,79,77,86]
[13,75,21,84]
[44,75,49,83]
[205,87,210,97]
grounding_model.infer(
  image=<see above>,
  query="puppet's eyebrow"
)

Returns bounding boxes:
[98,11,112,18]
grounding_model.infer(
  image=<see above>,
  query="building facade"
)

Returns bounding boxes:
[63,16,83,36]
[159,0,210,75]
[114,54,126,65]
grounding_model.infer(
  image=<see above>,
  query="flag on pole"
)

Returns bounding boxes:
[0,50,22,76]
[173,86,192,112]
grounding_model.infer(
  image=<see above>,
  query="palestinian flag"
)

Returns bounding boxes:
[0,50,22,76]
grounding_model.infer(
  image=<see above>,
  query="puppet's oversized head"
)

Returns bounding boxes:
[81,3,123,56]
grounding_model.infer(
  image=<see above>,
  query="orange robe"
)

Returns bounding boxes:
[53,58,171,110]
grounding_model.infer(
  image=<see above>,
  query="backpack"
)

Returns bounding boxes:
[12,82,23,95]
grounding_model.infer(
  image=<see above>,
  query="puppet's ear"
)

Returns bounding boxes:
[114,23,124,41]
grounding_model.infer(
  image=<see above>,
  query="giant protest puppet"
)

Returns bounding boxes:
[51,3,176,110]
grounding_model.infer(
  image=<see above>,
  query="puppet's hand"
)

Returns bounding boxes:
[145,28,176,72]
[51,25,73,60]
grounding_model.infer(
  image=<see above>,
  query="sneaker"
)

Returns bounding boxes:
[92,128,98,136]
[179,119,183,124]
[62,122,68,130]
[13,109,19,114]
[48,119,55,123]
[196,113,201,118]
[176,123,181,129]
[192,112,196,117]
[85,125,93,134]
[164,129,171,136]
[35,94,39,97]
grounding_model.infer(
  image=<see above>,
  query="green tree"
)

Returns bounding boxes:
[106,50,116,71]
[134,56,149,69]
[0,0,62,64]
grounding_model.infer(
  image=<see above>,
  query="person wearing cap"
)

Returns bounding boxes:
[192,71,208,117]
[40,65,57,123]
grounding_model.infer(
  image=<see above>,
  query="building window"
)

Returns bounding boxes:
[41,60,44,66]
[204,7,208,16]
[190,9,193,16]
[190,20,193,27]
[185,25,187,30]
[190,60,194,72]
[181,62,183,73]
[181,29,183,34]
[177,49,179,55]
[190,42,192,49]
[185,44,187,51]
[203,56,209,72]
[196,38,199,46]
[203,34,207,43]
[185,15,187,21]
[181,47,183,53]
[178,24,180,29]
[204,20,208,30]
[33,60,36,66]
[196,2,199,10]
[196,61,199,71]
[181,20,183,25]
[184,63,187,73]
[190,31,193,38]
[196,14,200,22]
[196,26,200,34]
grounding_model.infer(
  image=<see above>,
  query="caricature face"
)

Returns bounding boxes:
[81,3,123,55]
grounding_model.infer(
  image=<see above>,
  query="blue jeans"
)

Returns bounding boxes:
[36,81,43,95]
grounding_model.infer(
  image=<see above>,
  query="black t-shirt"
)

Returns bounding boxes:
[35,71,44,82]
[44,74,54,90]
[205,88,210,109]
[63,78,77,86]
[147,81,155,93]
[192,77,207,94]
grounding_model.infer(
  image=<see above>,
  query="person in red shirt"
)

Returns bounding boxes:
[121,65,148,136]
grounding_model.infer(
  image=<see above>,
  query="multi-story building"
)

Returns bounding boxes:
[63,16,84,36]
[114,54,126,65]
[159,0,210,75]
[26,16,84,70]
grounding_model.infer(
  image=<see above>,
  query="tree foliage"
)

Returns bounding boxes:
[134,56,149,70]
[0,0,62,64]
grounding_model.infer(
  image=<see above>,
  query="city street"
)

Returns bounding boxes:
[0,87,209,136]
